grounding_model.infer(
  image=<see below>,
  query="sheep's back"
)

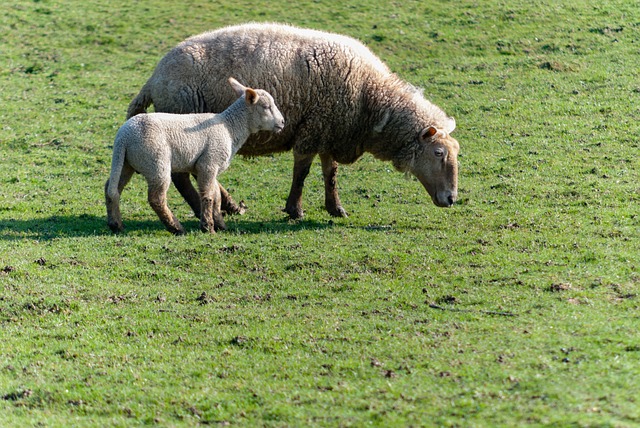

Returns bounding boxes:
[147,23,391,157]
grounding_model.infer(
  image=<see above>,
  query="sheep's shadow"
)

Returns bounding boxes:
[0,214,333,241]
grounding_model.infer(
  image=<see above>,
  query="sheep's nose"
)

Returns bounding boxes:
[436,190,457,207]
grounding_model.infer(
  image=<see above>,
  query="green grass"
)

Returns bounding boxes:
[1,0,639,426]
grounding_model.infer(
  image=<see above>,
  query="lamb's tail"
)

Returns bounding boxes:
[106,134,126,201]
[105,132,128,232]
[126,82,153,119]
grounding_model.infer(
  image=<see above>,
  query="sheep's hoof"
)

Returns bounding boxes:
[108,222,124,233]
[283,206,304,220]
[223,200,247,216]
[328,205,349,218]
[200,223,216,234]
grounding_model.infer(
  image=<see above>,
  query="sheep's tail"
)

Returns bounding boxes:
[126,82,153,119]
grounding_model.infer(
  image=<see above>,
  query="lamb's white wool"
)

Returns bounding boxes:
[127,22,460,219]
[106,78,284,234]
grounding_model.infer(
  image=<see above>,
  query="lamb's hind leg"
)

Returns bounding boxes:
[105,163,135,233]
[197,173,226,233]
[147,179,185,235]
[319,153,348,217]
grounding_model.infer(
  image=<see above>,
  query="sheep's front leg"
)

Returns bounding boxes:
[147,179,185,235]
[197,174,226,233]
[172,173,245,217]
[219,183,246,215]
[285,152,316,219]
[172,172,201,219]
[319,153,348,218]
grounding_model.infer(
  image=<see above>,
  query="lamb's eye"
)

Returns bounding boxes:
[434,148,445,157]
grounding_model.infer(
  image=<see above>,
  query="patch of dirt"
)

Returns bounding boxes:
[383,369,397,378]
[548,283,572,292]
[219,244,242,253]
[196,291,216,305]
[436,295,457,305]
[539,61,573,72]
[1,266,15,274]
[230,336,249,346]
[2,389,32,401]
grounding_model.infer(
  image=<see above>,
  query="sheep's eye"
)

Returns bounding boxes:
[434,148,445,157]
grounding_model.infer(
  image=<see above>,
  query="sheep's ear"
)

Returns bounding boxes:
[445,116,456,134]
[229,77,246,97]
[420,126,438,142]
[245,88,259,105]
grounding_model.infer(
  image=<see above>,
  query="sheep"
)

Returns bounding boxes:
[127,23,460,220]
[106,77,284,235]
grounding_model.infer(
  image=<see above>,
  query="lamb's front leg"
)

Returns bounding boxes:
[197,173,226,233]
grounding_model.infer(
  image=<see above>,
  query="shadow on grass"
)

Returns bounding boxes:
[0,214,334,240]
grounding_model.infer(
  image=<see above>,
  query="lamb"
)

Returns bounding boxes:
[106,77,285,235]
[127,23,460,220]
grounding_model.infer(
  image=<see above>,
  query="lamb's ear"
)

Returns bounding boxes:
[228,77,246,98]
[245,88,259,105]
[445,116,456,134]
[420,126,438,142]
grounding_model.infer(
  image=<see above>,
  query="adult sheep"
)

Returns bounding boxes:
[127,22,460,220]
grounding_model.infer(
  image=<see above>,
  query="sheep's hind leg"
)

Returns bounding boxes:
[284,152,315,219]
[319,153,348,217]
[148,181,185,235]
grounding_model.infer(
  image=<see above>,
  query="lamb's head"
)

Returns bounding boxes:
[228,77,285,134]
[408,117,459,208]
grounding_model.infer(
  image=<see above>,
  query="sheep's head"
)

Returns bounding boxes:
[408,118,459,208]
[228,77,285,134]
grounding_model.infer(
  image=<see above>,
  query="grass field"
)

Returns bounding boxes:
[1,0,639,426]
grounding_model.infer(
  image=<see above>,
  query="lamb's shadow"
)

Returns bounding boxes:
[225,218,334,235]
[0,214,333,241]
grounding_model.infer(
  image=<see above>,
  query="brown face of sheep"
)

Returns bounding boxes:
[410,126,459,208]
